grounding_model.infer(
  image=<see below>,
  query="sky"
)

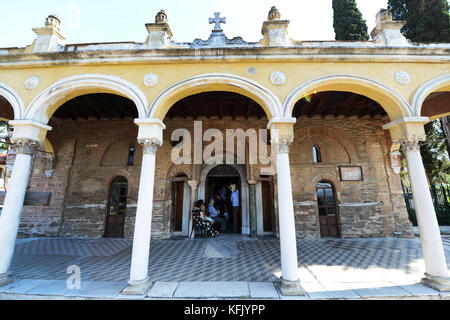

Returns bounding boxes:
[0,0,388,48]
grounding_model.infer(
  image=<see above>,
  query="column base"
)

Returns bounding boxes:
[0,272,12,287]
[421,273,450,292]
[121,277,153,295]
[276,278,305,296]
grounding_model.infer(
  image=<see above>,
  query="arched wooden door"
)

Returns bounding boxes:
[316,180,339,238]
[104,176,128,238]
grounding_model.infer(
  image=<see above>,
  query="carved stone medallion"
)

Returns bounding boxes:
[270,71,286,85]
[143,73,159,87]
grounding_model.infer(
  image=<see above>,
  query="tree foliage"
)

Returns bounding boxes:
[400,121,450,186]
[388,0,450,43]
[332,0,370,41]
[0,121,9,151]
[419,120,450,184]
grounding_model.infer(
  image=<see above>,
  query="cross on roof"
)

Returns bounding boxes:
[209,12,226,31]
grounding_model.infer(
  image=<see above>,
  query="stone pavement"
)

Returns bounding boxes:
[1,234,450,300]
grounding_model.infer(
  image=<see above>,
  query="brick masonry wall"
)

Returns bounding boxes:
[13,115,413,239]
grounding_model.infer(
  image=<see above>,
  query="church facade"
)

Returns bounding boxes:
[0,7,449,293]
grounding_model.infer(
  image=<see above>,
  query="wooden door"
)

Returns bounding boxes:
[104,176,128,238]
[261,181,273,232]
[174,181,184,232]
[316,181,339,238]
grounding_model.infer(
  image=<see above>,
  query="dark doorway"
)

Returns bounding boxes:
[172,174,188,232]
[104,176,128,238]
[316,180,339,238]
[206,165,241,234]
[261,180,274,232]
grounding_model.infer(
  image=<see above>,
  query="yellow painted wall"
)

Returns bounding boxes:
[0,60,448,121]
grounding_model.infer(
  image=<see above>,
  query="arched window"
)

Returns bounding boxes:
[316,180,339,237]
[313,145,322,163]
[127,145,135,166]
[104,176,128,237]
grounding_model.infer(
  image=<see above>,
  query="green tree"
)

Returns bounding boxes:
[388,0,450,43]
[419,120,450,184]
[332,0,370,41]
[0,121,9,151]
[390,1,450,186]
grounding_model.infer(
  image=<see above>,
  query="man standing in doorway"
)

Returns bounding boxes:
[230,184,240,233]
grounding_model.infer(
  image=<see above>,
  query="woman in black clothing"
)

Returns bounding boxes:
[192,200,218,238]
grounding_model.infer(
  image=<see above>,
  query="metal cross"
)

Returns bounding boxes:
[209,12,226,31]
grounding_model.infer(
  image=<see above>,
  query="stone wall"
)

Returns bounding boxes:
[13,115,413,239]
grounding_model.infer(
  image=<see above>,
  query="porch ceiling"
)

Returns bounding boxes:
[53,93,138,120]
[50,91,387,121]
[292,91,387,119]
[166,91,266,120]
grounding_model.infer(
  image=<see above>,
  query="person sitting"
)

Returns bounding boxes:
[207,198,226,232]
[192,200,218,238]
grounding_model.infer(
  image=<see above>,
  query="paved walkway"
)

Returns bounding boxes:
[1,234,450,300]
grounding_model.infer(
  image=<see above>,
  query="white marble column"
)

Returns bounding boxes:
[398,136,450,291]
[122,118,165,295]
[122,138,161,295]
[0,139,39,285]
[187,179,199,239]
[274,136,305,295]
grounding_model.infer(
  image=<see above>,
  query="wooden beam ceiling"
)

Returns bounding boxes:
[53,93,138,120]
[50,91,386,122]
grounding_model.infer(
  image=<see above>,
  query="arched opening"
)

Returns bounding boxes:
[171,173,190,236]
[165,91,267,120]
[291,91,387,119]
[104,176,128,238]
[284,75,410,120]
[149,73,280,121]
[0,95,15,192]
[23,90,143,238]
[413,74,450,119]
[312,145,322,163]
[316,180,339,238]
[25,74,147,123]
[421,91,450,155]
[421,92,450,121]
[205,165,241,234]
[0,95,15,121]
[415,88,450,203]
[164,89,271,237]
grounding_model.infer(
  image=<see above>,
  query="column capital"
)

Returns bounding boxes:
[187,179,200,188]
[138,138,162,154]
[382,117,427,152]
[392,135,424,152]
[9,120,52,145]
[274,136,292,154]
[268,118,295,154]
[12,138,40,155]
